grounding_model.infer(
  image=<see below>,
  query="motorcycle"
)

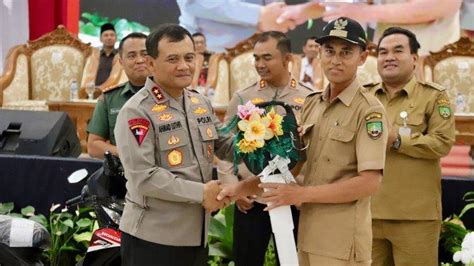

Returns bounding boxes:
[66,151,126,265]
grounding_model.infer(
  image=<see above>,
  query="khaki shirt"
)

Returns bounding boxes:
[114,77,234,246]
[367,77,455,220]
[217,76,313,184]
[298,78,388,261]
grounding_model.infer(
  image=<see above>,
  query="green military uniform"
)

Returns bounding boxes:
[298,78,388,265]
[87,82,137,145]
[365,77,455,266]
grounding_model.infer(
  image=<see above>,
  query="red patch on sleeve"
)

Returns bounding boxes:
[128,118,150,146]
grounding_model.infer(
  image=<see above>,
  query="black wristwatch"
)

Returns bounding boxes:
[392,134,401,150]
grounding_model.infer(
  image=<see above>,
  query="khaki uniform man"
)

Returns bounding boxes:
[218,17,389,266]
[218,31,312,266]
[115,24,233,265]
[365,27,455,265]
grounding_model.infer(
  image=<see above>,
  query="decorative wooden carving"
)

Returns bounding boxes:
[26,25,92,58]
[206,53,226,89]
[224,34,260,62]
[424,37,474,69]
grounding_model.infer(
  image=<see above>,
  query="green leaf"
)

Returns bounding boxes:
[9,213,23,218]
[76,218,92,228]
[62,219,74,228]
[21,206,35,217]
[73,232,92,243]
[209,242,232,258]
[80,22,100,37]
[55,223,69,236]
[0,202,14,214]
[29,215,48,227]
[459,202,474,217]
[59,245,80,252]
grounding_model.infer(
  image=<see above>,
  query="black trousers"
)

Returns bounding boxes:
[121,232,208,266]
[233,202,299,266]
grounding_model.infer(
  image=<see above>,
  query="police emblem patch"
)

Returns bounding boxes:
[152,104,168,112]
[159,113,173,121]
[194,107,208,115]
[128,118,150,146]
[438,106,451,120]
[167,149,183,166]
[366,121,383,139]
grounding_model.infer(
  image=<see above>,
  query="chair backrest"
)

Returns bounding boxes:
[423,37,474,113]
[0,25,92,106]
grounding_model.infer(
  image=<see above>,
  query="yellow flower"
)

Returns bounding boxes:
[237,138,264,153]
[266,108,284,136]
[238,112,274,141]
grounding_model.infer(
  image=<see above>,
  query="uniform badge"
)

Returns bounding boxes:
[128,118,150,146]
[152,104,168,112]
[438,106,452,120]
[159,113,173,121]
[151,86,165,101]
[251,98,264,104]
[437,98,450,106]
[293,97,305,104]
[259,80,266,88]
[366,121,383,140]
[190,97,200,104]
[290,78,297,88]
[207,144,213,159]
[194,107,208,115]
[206,127,213,138]
[365,112,382,121]
[167,149,183,166]
[167,135,180,145]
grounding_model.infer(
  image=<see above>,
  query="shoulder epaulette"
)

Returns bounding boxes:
[297,81,314,92]
[103,82,127,94]
[419,80,446,91]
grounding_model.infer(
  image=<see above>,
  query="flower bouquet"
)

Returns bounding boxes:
[220,100,302,175]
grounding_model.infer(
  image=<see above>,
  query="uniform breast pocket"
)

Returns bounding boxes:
[198,125,218,162]
[396,112,426,134]
[327,127,355,165]
[158,129,191,169]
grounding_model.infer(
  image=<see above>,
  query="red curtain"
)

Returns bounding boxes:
[28,0,79,41]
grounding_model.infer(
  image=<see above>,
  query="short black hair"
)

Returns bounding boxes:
[192,32,205,39]
[255,31,291,55]
[146,24,194,59]
[118,32,148,56]
[377,27,421,54]
[305,36,318,44]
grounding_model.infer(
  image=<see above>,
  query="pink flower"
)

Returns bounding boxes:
[237,101,264,120]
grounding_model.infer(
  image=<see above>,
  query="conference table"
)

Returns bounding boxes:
[47,99,96,152]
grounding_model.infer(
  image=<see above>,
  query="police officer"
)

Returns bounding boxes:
[114,24,234,265]
[217,31,312,266]
[365,27,455,266]
[219,17,389,266]
[87,32,150,159]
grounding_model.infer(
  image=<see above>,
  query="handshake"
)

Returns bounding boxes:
[202,180,248,212]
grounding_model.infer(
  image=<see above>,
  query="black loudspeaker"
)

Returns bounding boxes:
[0,110,81,157]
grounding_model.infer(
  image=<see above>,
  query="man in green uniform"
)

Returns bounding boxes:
[87,32,150,159]
[365,27,455,266]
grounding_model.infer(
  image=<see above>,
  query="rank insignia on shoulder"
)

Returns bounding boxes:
[259,80,266,88]
[190,97,200,104]
[293,97,305,104]
[438,105,451,120]
[252,98,264,104]
[167,135,180,145]
[366,121,383,140]
[290,78,297,88]
[194,107,208,115]
[159,113,173,121]
[168,149,183,166]
[128,118,150,146]
[365,112,383,121]
[152,104,168,112]
[151,86,165,101]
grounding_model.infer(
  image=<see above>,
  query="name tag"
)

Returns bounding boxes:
[110,108,121,115]
[158,121,183,133]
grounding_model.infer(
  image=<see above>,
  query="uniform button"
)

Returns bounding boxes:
[326,158,330,162]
